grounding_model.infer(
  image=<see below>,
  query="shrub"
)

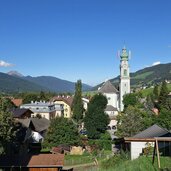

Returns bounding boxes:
[101,150,130,169]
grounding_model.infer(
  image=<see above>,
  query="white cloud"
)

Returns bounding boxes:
[152,61,161,66]
[0,60,13,67]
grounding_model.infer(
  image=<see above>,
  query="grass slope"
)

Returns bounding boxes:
[84,156,171,171]
[93,63,171,90]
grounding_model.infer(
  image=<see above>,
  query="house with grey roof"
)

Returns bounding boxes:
[20,101,63,120]
[14,117,50,154]
[125,124,171,160]
[12,108,33,119]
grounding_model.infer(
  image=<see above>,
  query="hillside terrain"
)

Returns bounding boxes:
[24,75,91,92]
[0,71,92,93]
[93,63,171,90]
[0,72,48,93]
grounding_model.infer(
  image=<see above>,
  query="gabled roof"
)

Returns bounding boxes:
[12,108,33,118]
[17,118,31,128]
[0,154,64,167]
[51,96,73,107]
[31,118,50,132]
[98,81,119,94]
[133,124,170,138]
[11,98,23,107]
[17,118,50,132]
[105,105,118,111]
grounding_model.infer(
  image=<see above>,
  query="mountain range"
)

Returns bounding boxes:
[93,63,171,90]
[0,71,92,93]
[0,63,171,93]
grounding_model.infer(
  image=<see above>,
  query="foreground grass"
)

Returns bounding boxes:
[64,150,112,166]
[64,155,94,166]
[87,156,171,171]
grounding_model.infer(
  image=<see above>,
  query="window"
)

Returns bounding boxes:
[112,126,116,130]
[124,69,127,76]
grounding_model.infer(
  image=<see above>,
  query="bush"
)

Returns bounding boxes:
[101,150,130,169]
[88,139,112,151]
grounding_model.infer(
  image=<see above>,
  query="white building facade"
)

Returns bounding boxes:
[20,101,63,120]
[119,47,131,111]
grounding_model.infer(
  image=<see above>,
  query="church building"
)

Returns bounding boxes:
[98,46,130,129]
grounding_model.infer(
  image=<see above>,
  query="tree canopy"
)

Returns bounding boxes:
[0,97,16,154]
[84,94,109,139]
[43,117,80,148]
[116,106,155,137]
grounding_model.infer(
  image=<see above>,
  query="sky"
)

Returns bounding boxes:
[0,0,171,86]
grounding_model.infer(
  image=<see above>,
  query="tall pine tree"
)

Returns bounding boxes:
[158,81,169,109]
[153,85,159,101]
[84,94,109,139]
[72,80,84,123]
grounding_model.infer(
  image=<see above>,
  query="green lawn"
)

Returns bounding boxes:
[86,156,171,171]
[132,71,154,80]
[140,83,171,97]
[64,150,112,166]
[140,87,153,97]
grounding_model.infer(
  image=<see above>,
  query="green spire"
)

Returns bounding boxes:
[120,46,128,60]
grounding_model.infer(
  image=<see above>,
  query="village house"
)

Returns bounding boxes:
[82,97,89,111]
[20,101,63,120]
[12,108,33,119]
[51,96,73,118]
[0,153,65,171]
[124,124,171,160]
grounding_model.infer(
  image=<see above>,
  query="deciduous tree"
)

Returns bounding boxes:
[44,117,80,148]
[116,106,154,137]
[0,97,16,154]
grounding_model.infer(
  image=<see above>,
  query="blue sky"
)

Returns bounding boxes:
[0,0,171,86]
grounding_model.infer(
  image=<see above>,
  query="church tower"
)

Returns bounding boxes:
[119,46,130,111]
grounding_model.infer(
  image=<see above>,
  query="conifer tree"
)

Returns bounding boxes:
[158,81,169,109]
[153,85,159,101]
[72,80,84,123]
[84,94,109,139]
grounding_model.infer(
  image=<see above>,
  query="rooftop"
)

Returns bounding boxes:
[12,108,33,118]
[98,80,119,94]
[0,154,64,167]
[51,96,73,107]
[17,117,50,132]
[105,105,118,111]
[11,98,23,107]
[133,124,171,138]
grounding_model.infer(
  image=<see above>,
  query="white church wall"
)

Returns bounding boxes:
[104,93,118,109]
[108,119,117,129]
[105,110,118,117]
